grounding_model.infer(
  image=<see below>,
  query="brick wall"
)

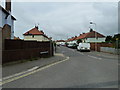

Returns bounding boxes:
[2,39,54,64]
[2,24,11,50]
[90,43,113,52]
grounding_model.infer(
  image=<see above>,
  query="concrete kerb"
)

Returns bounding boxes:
[2,53,67,77]
[3,53,65,66]
[91,51,118,60]
[1,53,69,85]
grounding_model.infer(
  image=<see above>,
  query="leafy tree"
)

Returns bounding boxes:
[112,34,120,41]
[105,36,113,43]
[112,34,120,48]
[104,34,120,48]
[77,39,82,44]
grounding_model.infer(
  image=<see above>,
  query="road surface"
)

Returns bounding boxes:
[2,46,118,88]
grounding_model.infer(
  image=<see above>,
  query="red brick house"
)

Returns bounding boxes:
[23,26,50,41]
[76,31,106,43]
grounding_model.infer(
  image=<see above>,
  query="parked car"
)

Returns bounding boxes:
[77,43,90,51]
[68,43,77,49]
[56,44,60,46]
[61,43,65,46]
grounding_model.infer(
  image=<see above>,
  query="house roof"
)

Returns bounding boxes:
[66,36,77,42]
[0,5,16,20]
[23,27,49,39]
[23,27,44,35]
[56,40,65,42]
[76,31,105,40]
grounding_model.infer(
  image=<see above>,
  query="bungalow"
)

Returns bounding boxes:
[76,30,106,43]
[23,26,50,42]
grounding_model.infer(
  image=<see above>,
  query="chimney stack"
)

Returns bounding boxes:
[6,0,11,12]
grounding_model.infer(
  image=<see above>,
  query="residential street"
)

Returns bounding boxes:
[2,46,118,88]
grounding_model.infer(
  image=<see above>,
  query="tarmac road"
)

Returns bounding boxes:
[2,46,118,88]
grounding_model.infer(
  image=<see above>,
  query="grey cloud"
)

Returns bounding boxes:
[11,2,118,40]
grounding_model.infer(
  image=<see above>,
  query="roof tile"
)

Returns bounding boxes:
[76,31,105,40]
[23,27,44,35]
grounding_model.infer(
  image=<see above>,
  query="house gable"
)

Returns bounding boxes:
[23,27,50,41]
[76,31,105,40]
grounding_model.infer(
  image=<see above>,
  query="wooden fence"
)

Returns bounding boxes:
[2,39,54,64]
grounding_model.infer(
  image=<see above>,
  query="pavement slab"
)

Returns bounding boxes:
[2,52,66,78]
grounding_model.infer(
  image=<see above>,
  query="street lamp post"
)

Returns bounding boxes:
[90,22,97,51]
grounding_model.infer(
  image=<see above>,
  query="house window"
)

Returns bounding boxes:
[32,35,34,38]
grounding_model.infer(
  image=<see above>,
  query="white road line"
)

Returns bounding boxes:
[88,55,102,60]
[1,53,65,81]
[55,53,65,57]
[27,66,39,72]
[0,66,39,81]
[0,56,70,86]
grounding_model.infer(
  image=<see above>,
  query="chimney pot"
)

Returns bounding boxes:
[35,26,38,29]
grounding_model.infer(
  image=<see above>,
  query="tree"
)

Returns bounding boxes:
[105,36,113,43]
[77,39,82,44]
[112,34,120,48]
[112,34,120,42]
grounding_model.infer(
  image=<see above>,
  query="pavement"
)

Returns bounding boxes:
[88,51,118,60]
[2,52,66,78]
[1,46,119,88]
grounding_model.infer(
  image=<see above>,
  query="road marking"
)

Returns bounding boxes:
[27,66,39,72]
[0,66,39,82]
[0,56,70,86]
[88,55,102,60]
[55,53,65,57]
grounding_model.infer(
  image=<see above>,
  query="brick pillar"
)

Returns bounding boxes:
[2,24,11,50]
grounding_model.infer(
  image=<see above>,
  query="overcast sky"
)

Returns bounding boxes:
[1,1,118,40]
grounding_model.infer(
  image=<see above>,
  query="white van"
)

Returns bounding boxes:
[77,43,90,51]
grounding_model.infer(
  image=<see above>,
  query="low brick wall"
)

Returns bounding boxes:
[100,47,120,55]
[2,39,54,64]
[90,43,113,52]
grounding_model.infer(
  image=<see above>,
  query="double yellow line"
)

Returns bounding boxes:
[0,56,70,86]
